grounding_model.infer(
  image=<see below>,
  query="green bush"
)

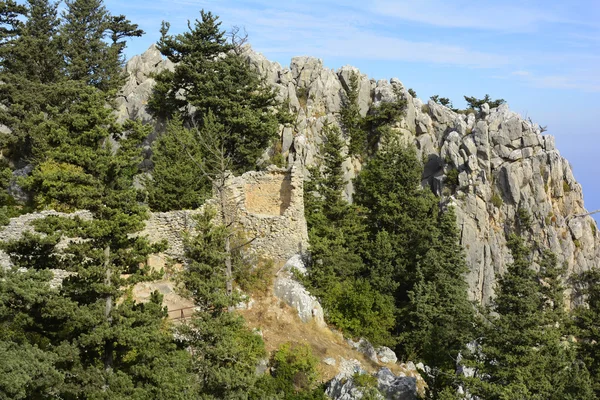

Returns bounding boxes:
[518,207,532,230]
[322,278,395,346]
[445,169,459,189]
[563,180,572,193]
[352,373,382,400]
[353,372,378,389]
[491,193,503,208]
[251,342,326,399]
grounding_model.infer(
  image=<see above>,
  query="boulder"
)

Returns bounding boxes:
[376,368,417,400]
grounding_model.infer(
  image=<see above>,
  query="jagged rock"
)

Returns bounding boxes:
[324,357,337,366]
[376,347,398,364]
[282,254,307,275]
[326,367,417,400]
[338,66,371,117]
[8,164,32,202]
[274,255,325,326]
[348,338,378,363]
[114,46,600,306]
[282,126,294,154]
[376,368,417,400]
[326,373,380,400]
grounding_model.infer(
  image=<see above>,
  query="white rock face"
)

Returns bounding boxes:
[117,45,600,305]
[325,366,417,400]
[273,255,325,326]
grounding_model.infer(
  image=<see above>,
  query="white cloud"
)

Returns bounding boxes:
[370,0,570,32]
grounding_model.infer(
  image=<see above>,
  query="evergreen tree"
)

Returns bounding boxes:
[145,117,210,211]
[60,0,142,92]
[574,268,600,396]
[354,137,439,301]
[463,94,505,111]
[177,208,267,399]
[0,0,63,161]
[464,235,594,399]
[302,125,395,344]
[402,207,475,394]
[148,10,281,174]
[1,118,198,398]
[340,72,365,156]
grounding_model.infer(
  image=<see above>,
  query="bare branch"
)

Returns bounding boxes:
[229,25,248,55]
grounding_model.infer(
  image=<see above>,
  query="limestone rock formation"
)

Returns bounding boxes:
[325,366,417,400]
[115,44,174,124]
[273,255,326,326]
[116,45,600,304]
[237,47,599,304]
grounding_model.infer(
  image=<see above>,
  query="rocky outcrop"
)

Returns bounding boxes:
[238,48,600,304]
[115,44,173,124]
[273,255,325,326]
[325,366,417,400]
[118,45,600,304]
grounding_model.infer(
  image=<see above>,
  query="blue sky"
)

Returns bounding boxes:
[106,0,600,219]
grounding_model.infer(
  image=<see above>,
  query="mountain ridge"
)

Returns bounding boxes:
[117,44,600,304]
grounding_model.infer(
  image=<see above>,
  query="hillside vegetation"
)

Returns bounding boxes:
[1,2,600,399]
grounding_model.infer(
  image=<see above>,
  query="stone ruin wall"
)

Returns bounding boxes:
[222,165,308,263]
[137,165,308,266]
[1,166,308,273]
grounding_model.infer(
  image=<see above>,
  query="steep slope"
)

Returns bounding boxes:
[118,45,600,304]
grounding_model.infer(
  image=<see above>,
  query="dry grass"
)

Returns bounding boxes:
[239,287,423,389]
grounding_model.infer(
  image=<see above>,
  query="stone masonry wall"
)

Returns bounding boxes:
[2,166,308,271]
[140,165,308,263]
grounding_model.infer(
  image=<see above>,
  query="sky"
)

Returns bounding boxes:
[106,0,600,220]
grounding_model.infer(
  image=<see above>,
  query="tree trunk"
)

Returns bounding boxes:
[104,245,113,372]
[218,174,234,310]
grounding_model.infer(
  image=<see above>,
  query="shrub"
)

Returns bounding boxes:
[408,88,417,97]
[518,207,532,230]
[353,373,378,389]
[491,193,503,208]
[235,256,277,295]
[322,278,395,346]
[445,169,459,189]
[563,180,571,193]
[352,373,382,400]
[297,87,309,109]
[271,342,320,392]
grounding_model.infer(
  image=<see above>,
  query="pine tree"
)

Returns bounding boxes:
[1,118,198,398]
[145,117,210,211]
[0,0,63,161]
[177,208,267,398]
[354,137,439,302]
[148,10,281,174]
[60,0,142,92]
[402,207,475,394]
[465,235,594,399]
[574,268,600,396]
[340,72,365,156]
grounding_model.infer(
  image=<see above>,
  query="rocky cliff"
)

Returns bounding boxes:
[117,45,600,304]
